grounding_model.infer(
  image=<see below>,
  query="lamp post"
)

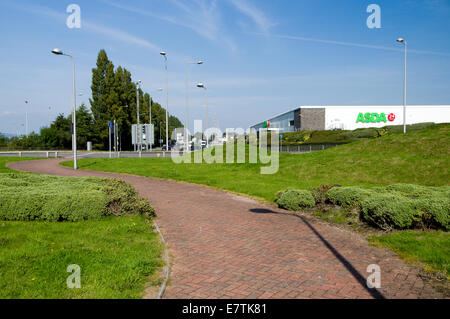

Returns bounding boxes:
[159,121,162,146]
[51,48,77,170]
[136,80,142,153]
[186,60,203,152]
[149,88,163,152]
[197,83,209,148]
[397,38,407,134]
[24,100,29,137]
[160,52,169,151]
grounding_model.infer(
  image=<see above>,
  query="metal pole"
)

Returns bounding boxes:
[114,119,117,157]
[185,62,189,153]
[205,88,209,148]
[109,124,111,158]
[164,58,169,151]
[71,56,77,170]
[149,98,152,152]
[403,41,407,134]
[25,112,28,137]
[115,122,119,157]
[136,82,141,152]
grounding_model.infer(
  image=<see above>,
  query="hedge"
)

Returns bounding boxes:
[275,189,315,211]
[326,186,373,207]
[281,123,437,146]
[0,173,155,222]
[326,184,450,230]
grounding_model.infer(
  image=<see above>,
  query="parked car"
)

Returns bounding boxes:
[162,145,172,151]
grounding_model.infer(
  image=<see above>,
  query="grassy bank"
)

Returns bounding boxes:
[62,124,450,201]
[281,122,436,145]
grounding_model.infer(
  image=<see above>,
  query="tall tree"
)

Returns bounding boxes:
[89,49,184,150]
[89,49,113,149]
[40,114,71,149]
[75,103,94,148]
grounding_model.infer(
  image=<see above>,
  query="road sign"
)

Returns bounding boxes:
[108,121,113,127]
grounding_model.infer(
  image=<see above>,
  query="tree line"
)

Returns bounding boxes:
[0,50,182,151]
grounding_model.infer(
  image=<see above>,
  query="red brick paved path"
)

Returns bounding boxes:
[7,159,446,299]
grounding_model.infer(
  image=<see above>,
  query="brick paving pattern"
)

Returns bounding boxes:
[8,159,446,299]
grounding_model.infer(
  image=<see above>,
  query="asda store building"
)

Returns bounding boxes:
[251,105,450,133]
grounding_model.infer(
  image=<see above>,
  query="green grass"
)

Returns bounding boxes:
[0,157,38,173]
[369,231,450,277]
[62,124,450,201]
[313,209,359,227]
[0,215,163,298]
[0,173,154,222]
[0,157,163,299]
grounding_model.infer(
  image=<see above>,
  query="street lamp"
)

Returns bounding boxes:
[149,88,163,152]
[24,100,29,137]
[52,48,77,170]
[160,52,169,151]
[396,38,407,134]
[197,83,209,147]
[136,80,142,152]
[186,60,204,152]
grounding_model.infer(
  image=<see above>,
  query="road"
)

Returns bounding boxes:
[0,151,172,159]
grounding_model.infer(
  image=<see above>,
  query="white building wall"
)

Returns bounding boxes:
[301,106,450,131]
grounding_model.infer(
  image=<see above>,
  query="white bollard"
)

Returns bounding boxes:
[46,152,49,158]
[55,151,58,158]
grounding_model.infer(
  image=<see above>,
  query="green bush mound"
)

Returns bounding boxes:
[325,184,450,230]
[360,195,419,230]
[311,184,341,205]
[282,122,437,146]
[326,186,373,207]
[0,173,155,222]
[276,189,315,211]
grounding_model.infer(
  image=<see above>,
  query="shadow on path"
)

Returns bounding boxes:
[250,208,385,299]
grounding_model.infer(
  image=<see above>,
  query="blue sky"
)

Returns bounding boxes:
[1,0,449,135]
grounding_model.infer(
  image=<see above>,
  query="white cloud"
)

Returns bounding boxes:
[0,111,16,116]
[258,33,450,57]
[101,0,237,52]
[2,1,166,56]
[228,0,276,34]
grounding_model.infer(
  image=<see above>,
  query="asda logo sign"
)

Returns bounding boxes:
[356,112,396,123]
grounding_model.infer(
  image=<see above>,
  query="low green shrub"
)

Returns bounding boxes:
[276,189,315,211]
[415,198,450,231]
[311,184,341,205]
[380,184,450,199]
[327,184,450,231]
[0,173,155,222]
[326,186,373,207]
[360,195,420,230]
